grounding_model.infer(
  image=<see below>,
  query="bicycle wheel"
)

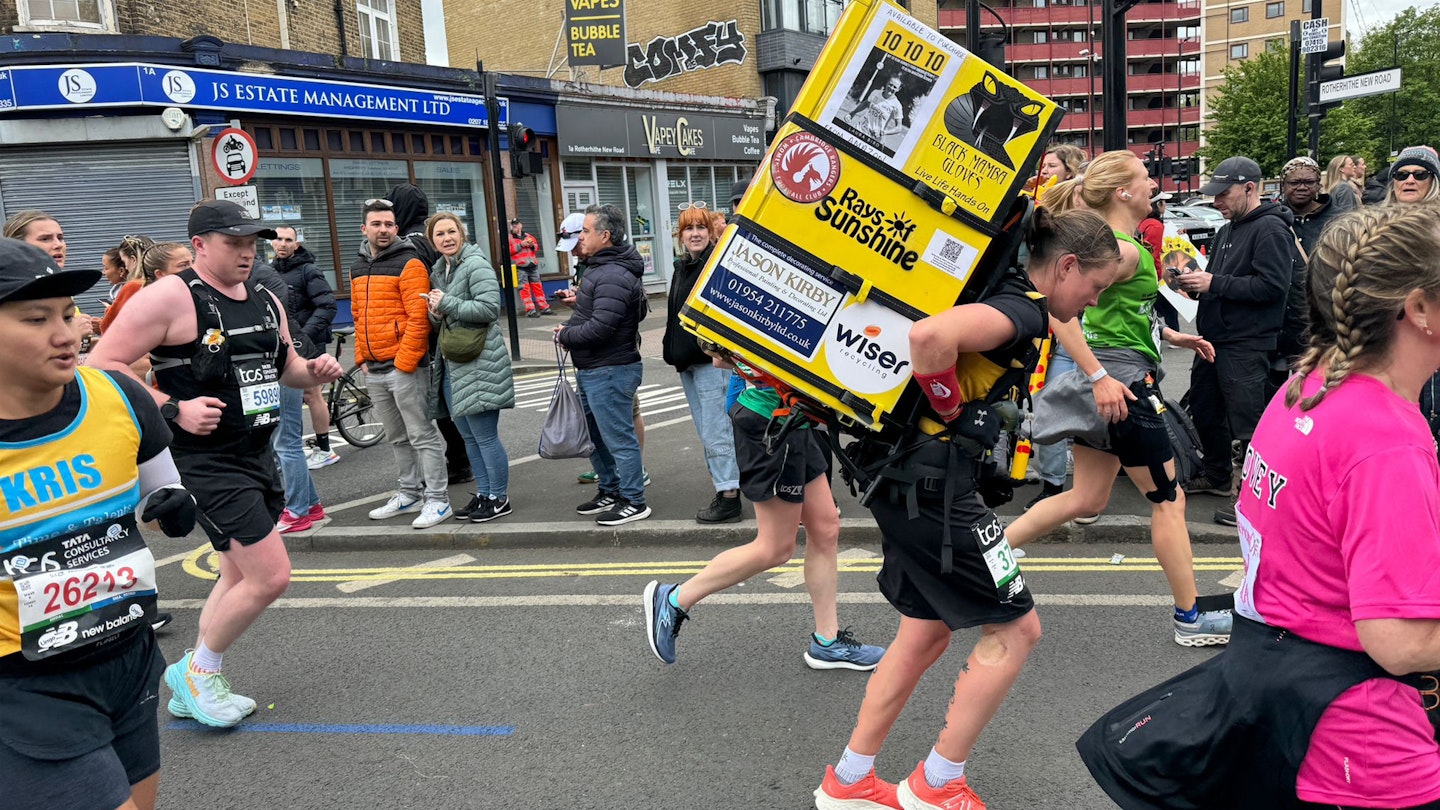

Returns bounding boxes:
[331,367,385,448]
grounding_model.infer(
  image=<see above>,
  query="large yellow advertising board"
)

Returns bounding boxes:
[680,0,1062,429]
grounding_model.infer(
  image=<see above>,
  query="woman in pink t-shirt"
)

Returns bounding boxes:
[1080,202,1440,809]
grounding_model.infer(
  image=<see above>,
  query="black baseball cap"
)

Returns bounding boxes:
[1199,157,1263,196]
[509,217,522,224]
[0,238,100,305]
[188,200,278,239]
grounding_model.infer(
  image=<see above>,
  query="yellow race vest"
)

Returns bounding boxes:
[0,367,154,660]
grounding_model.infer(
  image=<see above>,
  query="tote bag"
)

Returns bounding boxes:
[538,346,595,460]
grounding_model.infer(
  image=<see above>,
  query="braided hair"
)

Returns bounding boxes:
[1286,203,1440,410]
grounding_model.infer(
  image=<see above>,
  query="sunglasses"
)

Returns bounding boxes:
[677,200,708,211]
[1394,169,1434,182]
[364,198,394,207]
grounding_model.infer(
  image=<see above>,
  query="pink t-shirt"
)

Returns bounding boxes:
[1235,371,1440,806]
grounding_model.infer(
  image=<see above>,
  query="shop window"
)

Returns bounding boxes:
[415,161,491,265]
[432,135,446,154]
[392,136,406,154]
[562,159,592,183]
[327,130,344,151]
[349,132,366,151]
[370,132,387,153]
[411,134,426,154]
[509,167,560,277]
[253,128,275,151]
[450,136,465,155]
[252,158,339,290]
[303,129,321,150]
[329,159,410,288]
[17,0,114,31]
[280,128,298,150]
[596,164,660,279]
[357,0,400,61]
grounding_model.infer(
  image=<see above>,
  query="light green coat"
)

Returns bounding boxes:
[426,242,515,418]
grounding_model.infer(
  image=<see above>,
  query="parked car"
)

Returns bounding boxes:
[1164,205,1219,253]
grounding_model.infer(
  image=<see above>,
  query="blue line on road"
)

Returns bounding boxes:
[166,721,514,736]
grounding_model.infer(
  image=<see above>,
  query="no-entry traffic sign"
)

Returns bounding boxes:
[211,127,258,186]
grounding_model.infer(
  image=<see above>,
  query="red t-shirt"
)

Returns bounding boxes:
[1236,371,1440,806]
[1136,218,1164,279]
[99,279,143,334]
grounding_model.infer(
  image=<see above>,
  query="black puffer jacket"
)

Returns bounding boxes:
[558,243,647,369]
[1196,202,1297,351]
[272,245,336,355]
[662,245,713,372]
[389,183,440,270]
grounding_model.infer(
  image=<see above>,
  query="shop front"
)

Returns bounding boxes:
[554,102,766,290]
[0,41,542,322]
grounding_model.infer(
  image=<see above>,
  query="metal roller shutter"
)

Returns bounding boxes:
[0,141,197,315]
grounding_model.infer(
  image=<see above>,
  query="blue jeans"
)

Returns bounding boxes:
[442,372,510,499]
[1033,349,1077,487]
[679,363,740,491]
[272,384,320,514]
[575,362,645,505]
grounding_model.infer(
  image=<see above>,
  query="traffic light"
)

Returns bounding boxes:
[977,32,1008,74]
[1309,40,1345,113]
[1172,158,1192,183]
[507,123,540,177]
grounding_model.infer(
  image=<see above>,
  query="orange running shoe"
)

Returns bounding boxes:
[814,765,902,810]
[897,762,987,810]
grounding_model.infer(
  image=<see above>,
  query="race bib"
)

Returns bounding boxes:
[972,514,1025,604]
[237,360,280,428]
[2,517,157,660]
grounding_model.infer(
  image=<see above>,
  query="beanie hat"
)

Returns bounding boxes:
[1392,145,1439,177]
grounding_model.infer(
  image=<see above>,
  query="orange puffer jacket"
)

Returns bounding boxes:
[350,237,432,373]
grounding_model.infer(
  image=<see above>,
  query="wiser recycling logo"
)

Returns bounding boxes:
[771,132,841,204]
[823,300,914,395]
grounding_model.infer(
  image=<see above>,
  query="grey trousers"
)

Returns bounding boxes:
[368,366,449,504]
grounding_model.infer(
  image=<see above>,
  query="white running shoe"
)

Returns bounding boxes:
[306,447,340,469]
[412,501,452,529]
[368,494,420,520]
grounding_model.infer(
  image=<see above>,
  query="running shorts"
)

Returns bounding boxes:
[731,403,827,504]
[0,629,164,810]
[175,447,284,551]
[870,442,1035,630]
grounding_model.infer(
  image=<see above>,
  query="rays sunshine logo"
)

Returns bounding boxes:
[814,187,919,270]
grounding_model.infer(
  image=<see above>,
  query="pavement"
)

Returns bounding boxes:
[284,336,1242,555]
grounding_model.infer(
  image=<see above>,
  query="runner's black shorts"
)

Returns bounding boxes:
[0,628,164,810]
[175,446,284,551]
[1075,382,1174,471]
[731,403,827,504]
[870,443,1034,630]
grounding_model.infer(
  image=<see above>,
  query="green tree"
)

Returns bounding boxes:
[1339,5,1440,165]
[1197,41,1293,176]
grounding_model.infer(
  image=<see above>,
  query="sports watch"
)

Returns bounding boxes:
[161,397,181,421]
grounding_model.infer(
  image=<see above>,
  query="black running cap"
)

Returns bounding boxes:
[0,238,100,305]
[188,199,278,239]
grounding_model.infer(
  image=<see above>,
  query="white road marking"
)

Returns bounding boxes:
[325,414,696,513]
[768,548,876,588]
[337,553,477,593]
[1217,570,1245,589]
[158,592,1175,610]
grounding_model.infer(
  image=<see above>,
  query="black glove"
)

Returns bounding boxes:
[140,486,198,538]
[978,476,1016,509]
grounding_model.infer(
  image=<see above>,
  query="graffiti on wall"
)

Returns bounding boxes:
[623,20,747,88]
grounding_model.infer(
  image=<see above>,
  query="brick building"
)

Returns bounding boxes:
[0,0,538,321]
[446,0,937,290]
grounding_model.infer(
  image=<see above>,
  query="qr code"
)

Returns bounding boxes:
[939,238,964,262]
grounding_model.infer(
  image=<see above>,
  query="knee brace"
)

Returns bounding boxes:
[1144,460,1178,504]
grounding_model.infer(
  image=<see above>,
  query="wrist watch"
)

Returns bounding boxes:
[160,397,181,421]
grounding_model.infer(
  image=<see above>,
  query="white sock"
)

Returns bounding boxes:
[923,748,966,788]
[191,641,223,674]
[834,747,876,785]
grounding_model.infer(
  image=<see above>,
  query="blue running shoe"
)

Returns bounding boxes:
[643,580,688,664]
[804,628,886,671]
[1174,609,1232,647]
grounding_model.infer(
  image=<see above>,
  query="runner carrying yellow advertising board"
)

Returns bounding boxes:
[679,0,1062,431]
